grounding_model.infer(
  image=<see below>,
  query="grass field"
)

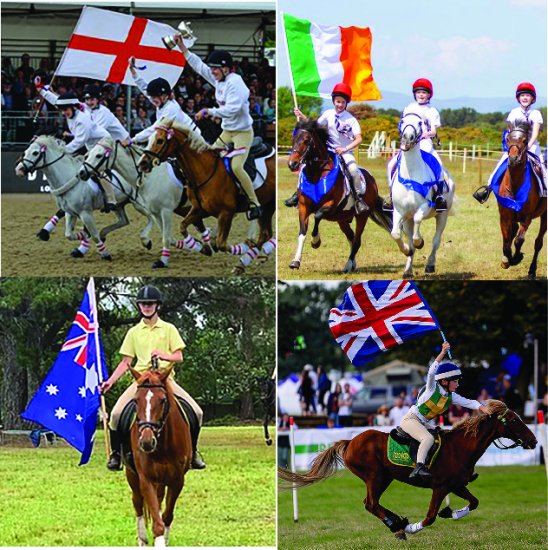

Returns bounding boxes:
[277,155,547,280]
[0,427,275,547]
[278,466,547,550]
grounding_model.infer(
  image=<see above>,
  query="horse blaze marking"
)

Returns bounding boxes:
[145,390,154,423]
[67,17,186,82]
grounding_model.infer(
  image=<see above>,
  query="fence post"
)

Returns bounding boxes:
[472,144,476,160]
[478,146,482,184]
[449,141,453,162]
[463,148,467,174]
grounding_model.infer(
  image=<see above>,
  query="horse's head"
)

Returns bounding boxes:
[398,113,423,152]
[129,365,173,453]
[506,122,529,167]
[288,120,329,172]
[138,117,179,173]
[488,401,537,450]
[15,135,55,177]
[79,136,116,180]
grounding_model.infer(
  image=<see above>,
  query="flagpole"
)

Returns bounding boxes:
[89,277,111,458]
[289,416,299,523]
[439,330,452,360]
[280,12,299,112]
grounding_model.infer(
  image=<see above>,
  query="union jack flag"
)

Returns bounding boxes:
[329,281,440,366]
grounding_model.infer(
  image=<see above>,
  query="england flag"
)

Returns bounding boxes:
[329,280,440,366]
[21,278,108,465]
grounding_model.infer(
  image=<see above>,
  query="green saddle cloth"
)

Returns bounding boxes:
[387,432,442,468]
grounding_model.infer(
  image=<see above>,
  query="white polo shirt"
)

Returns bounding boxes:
[317,109,361,152]
[507,107,544,157]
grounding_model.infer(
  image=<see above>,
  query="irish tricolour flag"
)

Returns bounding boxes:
[282,13,382,102]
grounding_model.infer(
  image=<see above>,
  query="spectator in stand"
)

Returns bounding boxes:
[318,417,341,429]
[405,387,419,407]
[298,367,316,415]
[316,366,331,413]
[132,106,151,133]
[12,69,29,110]
[501,375,524,414]
[477,387,492,402]
[16,53,34,83]
[38,57,54,80]
[374,405,391,426]
[389,397,410,426]
[448,404,470,425]
[327,383,342,426]
[114,104,127,127]
[338,383,353,427]
[304,364,318,400]
[264,97,275,124]
[184,97,197,116]
[494,369,509,400]
[277,413,292,468]
[2,56,15,81]
[1,79,14,111]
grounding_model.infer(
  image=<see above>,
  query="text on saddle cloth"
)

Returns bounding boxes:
[387,428,442,468]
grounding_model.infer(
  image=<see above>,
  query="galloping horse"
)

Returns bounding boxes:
[279,400,536,540]
[260,369,276,446]
[80,136,212,269]
[287,120,392,273]
[15,135,136,260]
[125,366,192,547]
[390,113,455,278]
[138,117,276,271]
[494,121,546,278]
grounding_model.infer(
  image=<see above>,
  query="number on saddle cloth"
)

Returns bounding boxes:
[387,427,442,468]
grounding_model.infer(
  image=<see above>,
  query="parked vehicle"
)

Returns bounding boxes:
[352,384,420,414]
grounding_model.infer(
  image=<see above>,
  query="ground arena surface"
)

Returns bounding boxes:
[1,193,275,277]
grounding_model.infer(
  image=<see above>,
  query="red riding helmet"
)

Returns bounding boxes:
[332,82,352,104]
[412,78,433,97]
[516,82,536,102]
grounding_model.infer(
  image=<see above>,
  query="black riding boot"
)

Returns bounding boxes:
[107,429,123,471]
[349,173,369,214]
[246,203,263,221]
[382,194,394,211]
[284,190,299,208]
[191,428,206,470]
[409,462,432,480]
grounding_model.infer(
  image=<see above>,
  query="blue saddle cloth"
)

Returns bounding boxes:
[490,158,533,212]
[298,152,340,204]
[396,150,445,207]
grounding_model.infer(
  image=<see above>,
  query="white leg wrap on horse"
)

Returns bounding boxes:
[229,242,250,256]
[77,239,90,255]
[404,521,424,534]
[136,516,147,545]
[240,246,260,267]
[177,235,202,253]
[201,228,211,244]
[44,215,59,233]
[161,248,170,266]
[76,229,87,240]
[261,237,277,256]
[96,241,108,255]
[164,526,170,546]
[452,506,470,520]
[154,535,165,547]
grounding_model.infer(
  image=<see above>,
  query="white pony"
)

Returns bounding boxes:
[390,113,455,278]
[80,136,212,268]
[15,135,145,260]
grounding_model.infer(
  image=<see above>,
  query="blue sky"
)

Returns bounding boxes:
[277,0,547,102]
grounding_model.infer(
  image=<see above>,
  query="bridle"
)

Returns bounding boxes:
[142,124,178,163]
[399,113,423,148]
[18,138,66,174]
[492,407,527,449]
[290,128,330,167]
[81,141,116,179]
[135,383,170,439]
[506,128,528,164]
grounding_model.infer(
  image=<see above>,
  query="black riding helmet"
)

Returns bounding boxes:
[207,50,233,68]
[56,91,80,107]
[136,285,163,319]
[146,77,171,97]
[83,84,102,100]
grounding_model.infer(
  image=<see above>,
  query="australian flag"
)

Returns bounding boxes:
[329,280,440,366]
[21,278,108,465]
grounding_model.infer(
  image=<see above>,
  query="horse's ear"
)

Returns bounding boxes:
[158,364,174,382]
[128,366,141,382]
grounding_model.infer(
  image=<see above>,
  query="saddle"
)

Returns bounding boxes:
[387,426,442,468]
[118,395,200,471]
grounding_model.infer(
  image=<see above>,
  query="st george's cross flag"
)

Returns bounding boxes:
[329,281,440,366]
[21,279,108,465]
[55,6,196,88]
[282,13,382,101]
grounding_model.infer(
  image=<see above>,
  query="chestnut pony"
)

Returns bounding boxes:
[138,117,275,259]
[125,366,192,547]
[497,121,546,278]
[287,119,392,273]
[279,400,536,541]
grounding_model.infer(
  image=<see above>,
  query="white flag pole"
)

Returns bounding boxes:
[88,277,111,458]
[439,330,452,360]
[280,12,299,112]
[289,416,299,523]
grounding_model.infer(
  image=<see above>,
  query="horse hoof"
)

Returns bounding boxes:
[232,265,245,276]
[414,238,424,249]
[512,252,524,266]
[403,271,413,279]
[101,254,113,262]
[265,438,273,446]
[342,260,356,273]
[144,240,152,251]
[501,261,510,269]
[311,238,321,249]
[37,229,50,241]
[528,272,537,280]
[438,506,453,519]
[152,260,168,269]
[425,265,435,274]
[70,249,84,258]
[289,260,301,270]
[200,244,213,257]
[394,531,407,541]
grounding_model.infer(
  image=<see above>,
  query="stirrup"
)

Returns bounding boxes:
[284,191,299,208]
[191,450,206,470]
[434,196,447,212]
[107,451,123,471]
[382,197,393,211]
[473,185,491,204]
[246,203,263,221]
[354,197,369,214]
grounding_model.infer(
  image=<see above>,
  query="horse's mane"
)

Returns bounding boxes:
[33,135,82,167]
[136,369,175,396]
[157,116,214,154]
[508,120,530,136]
[298,118,331,148]
[450,399,507,438]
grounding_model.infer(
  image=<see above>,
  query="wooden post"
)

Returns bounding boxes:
[463,148,467,174]
[472,144,476,160]
[478,146,483,184]
[449,141,453,162]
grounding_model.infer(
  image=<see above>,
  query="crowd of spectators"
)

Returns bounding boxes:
[1,52,276,144]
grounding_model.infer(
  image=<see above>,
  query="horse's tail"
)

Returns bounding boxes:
[369,195,393,233]
[278,440,350,490]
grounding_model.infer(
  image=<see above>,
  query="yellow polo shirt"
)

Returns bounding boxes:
[120,318,186,373]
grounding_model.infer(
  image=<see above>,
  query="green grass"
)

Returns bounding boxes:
[0,427,275,547]
[278,466,547,550]
[277,155,547,280]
